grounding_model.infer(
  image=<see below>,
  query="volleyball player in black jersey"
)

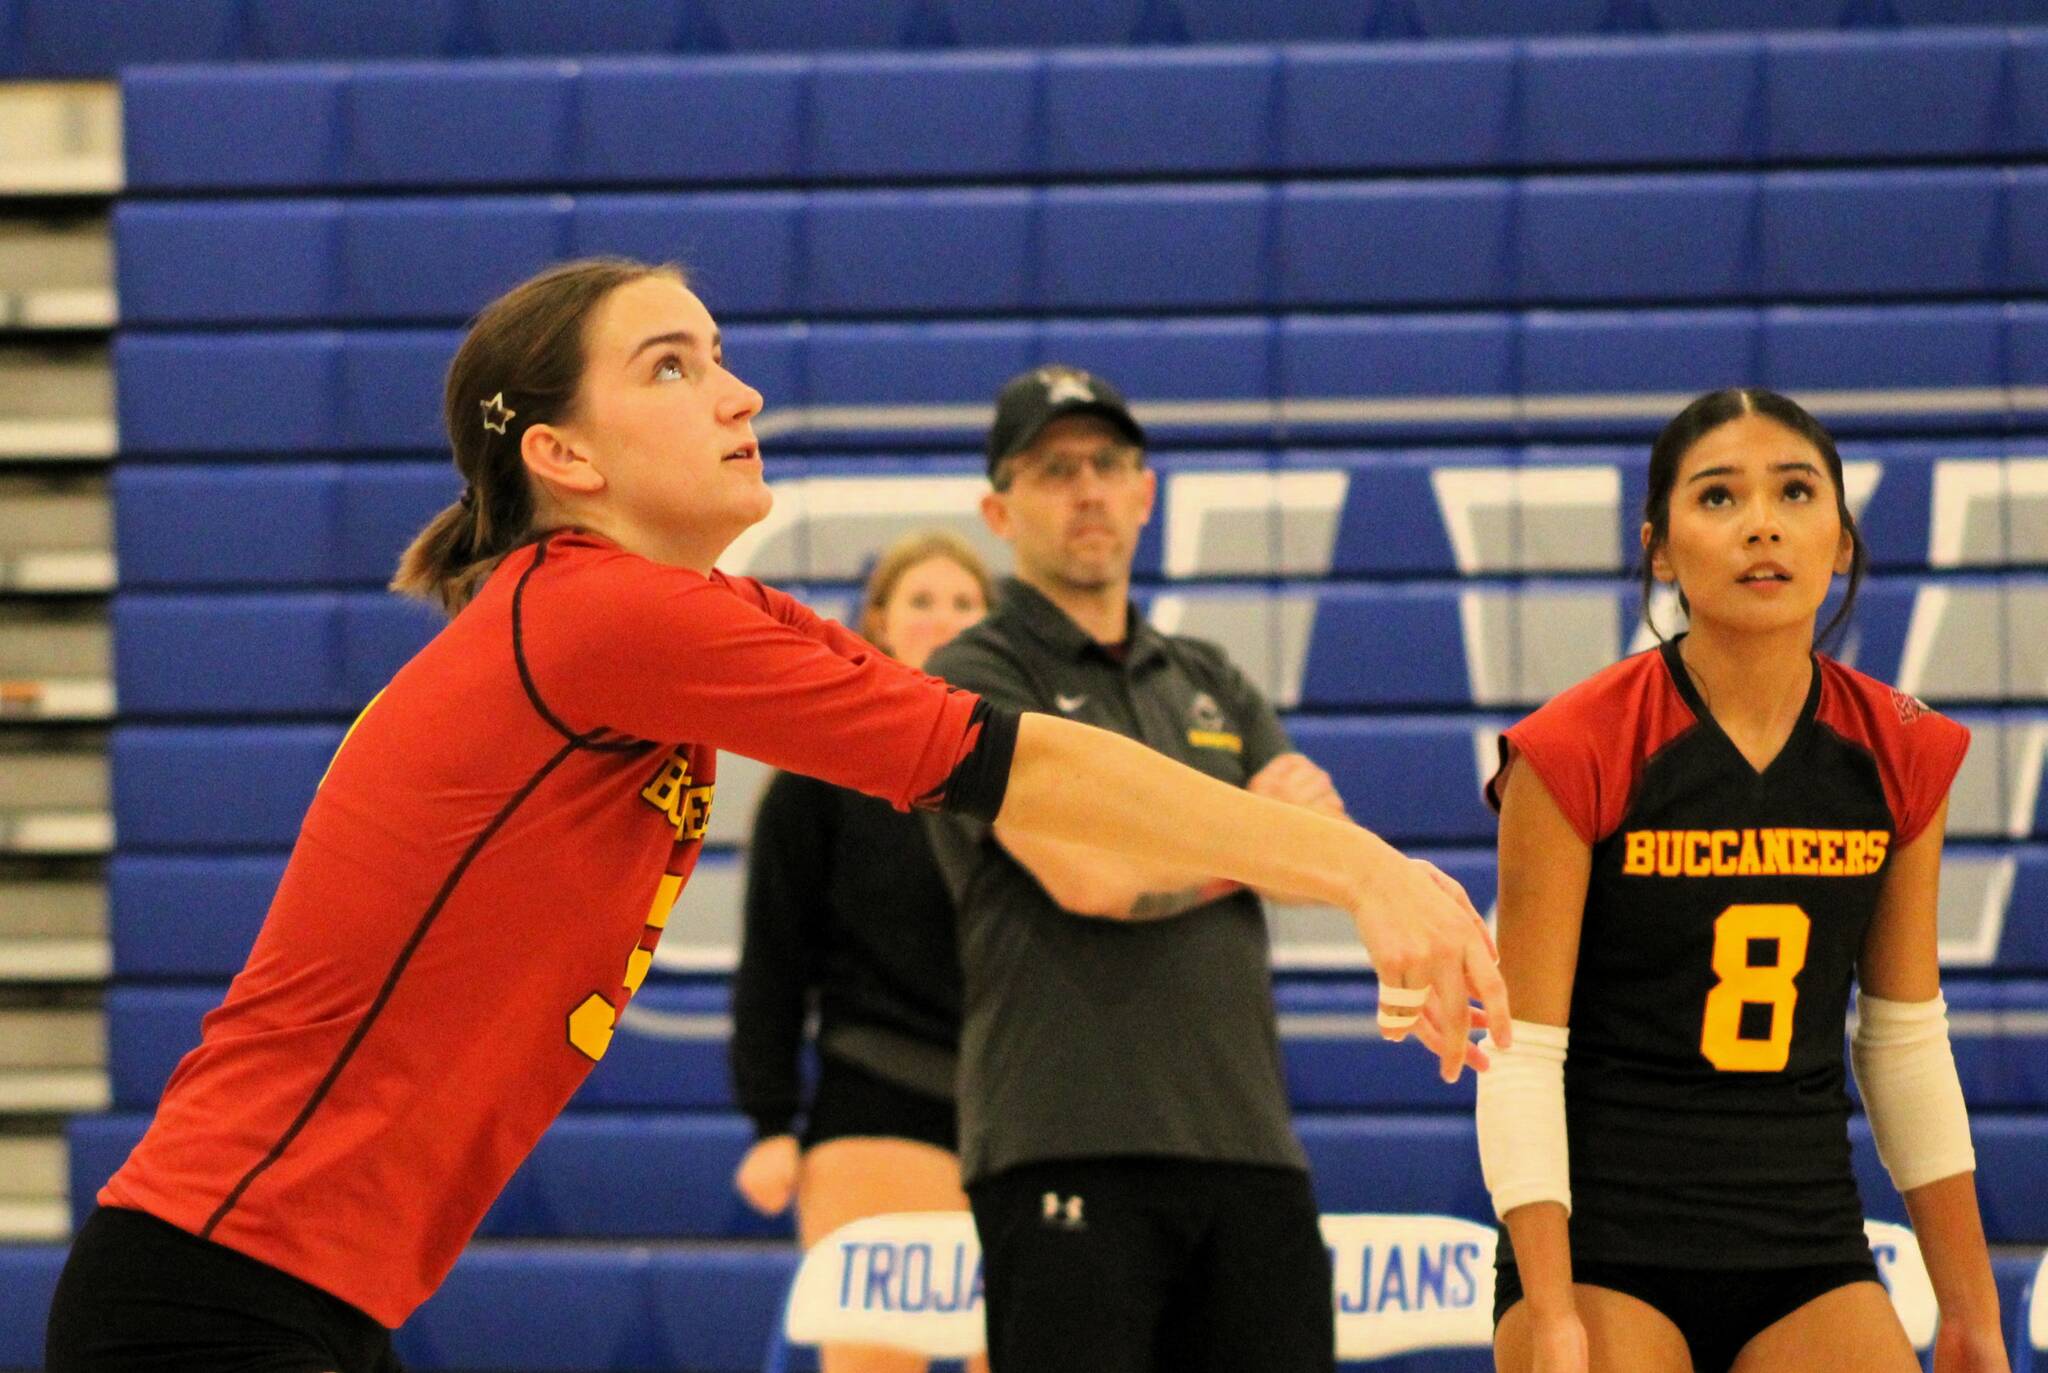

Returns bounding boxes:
[1479,389,2007,1373]
[731,529,992,1373]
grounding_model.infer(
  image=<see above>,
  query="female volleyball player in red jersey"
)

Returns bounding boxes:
[44,258,1506,1372]
[1479,388,2006,1373]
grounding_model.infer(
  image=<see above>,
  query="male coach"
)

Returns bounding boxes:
[924,366,1345,1373]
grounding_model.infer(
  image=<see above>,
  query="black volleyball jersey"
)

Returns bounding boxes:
[1486,636,1968,1268]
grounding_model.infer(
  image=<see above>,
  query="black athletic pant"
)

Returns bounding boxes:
[46,1207,406,1373]
[967,1157,1335,1373]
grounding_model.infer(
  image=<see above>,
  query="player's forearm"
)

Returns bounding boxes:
[1500,1202,1576,1316]
[1900,1170,2003,1329]
[998,713,1394,914]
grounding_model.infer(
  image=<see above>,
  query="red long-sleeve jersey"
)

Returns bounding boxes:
[102,532,1000,1326]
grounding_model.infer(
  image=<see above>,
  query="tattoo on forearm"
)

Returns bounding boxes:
[1127,885,1224,922]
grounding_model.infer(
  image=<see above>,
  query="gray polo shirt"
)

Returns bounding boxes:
[924,577,1309,1185]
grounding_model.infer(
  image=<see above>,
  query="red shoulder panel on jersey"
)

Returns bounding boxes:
[1486,647,1698,846]
[519,537,987,814]
[1813,656,1970,848]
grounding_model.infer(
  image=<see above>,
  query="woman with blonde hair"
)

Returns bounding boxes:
[732,527,994,1373]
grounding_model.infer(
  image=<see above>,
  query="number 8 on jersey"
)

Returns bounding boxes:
[1700,903,1811,1073]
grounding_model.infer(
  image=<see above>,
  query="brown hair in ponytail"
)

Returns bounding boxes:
[391,257,684,614]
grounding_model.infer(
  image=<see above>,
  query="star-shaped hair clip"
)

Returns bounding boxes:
[480,392,517,435]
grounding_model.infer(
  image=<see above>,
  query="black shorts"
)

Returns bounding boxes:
[801,1052,958,1154]
[45,1206,405,1373]
[1494,1255,1883,1373]
[968,1157,1335,1373]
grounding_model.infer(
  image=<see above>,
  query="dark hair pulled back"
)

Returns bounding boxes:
[392,257,682,614]
[1639,387,1867,653]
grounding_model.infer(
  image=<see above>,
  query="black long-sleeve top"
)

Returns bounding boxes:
[730,770,964,1139]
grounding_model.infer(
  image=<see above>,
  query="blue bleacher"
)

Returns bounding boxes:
[574,192,807,318]
[1043,48,1276,175]
[1280,41,1516,171]
[103,837,2048,982]
[351,62,578,188]
[809,52,1037,181]
[50,7,2048,1371]
[1516,35,1760,166]
[398,1244,798,1373]
[1761,169,2006,299]
[1288,717,1502,844]
[115,201,341,323]
[4,1233,2035,1373]
[105,31,2048,191]
[942,0,1159,50]
[1291,449,1487,577]
[102,981,747,1113]
[2014,170,2048,297]
[471,0,727,59]
[107,853,284,977]
[110,724,344,850]
[343,198,570,323]
[1041,185,1270,310]
[24,0,2048,81]
[7,0,240,78]
[807,190,1034,316]
[103,572,2048,829]
[112,168,2048,327]
[1281,182,1516,308]
[95,976,2048,1120]
[112,606,2048,811]
[1518,175,1756,302]
[118,66,350,189]
[405,307,1911,443]
[239,0,470,61]
[67,1099,2048,1247]
[115,324,809,456]
[112,593,441,716]
[1295,587,1487,708]
[1761,28,2015,162]
[573,56,812,186]
[111,716,1456,844]
[0,1247,67,1372]
[113,462,457,587]
[1036,318,1277,445]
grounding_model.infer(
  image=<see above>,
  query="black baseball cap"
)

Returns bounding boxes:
[985,365,1146,479]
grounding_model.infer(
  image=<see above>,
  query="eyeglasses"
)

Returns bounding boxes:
[998,445,1143,490]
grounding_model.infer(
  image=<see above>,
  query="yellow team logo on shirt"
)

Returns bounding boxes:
[1622,827,1890,879]
[1186,691,1242,753]
[642,749,715,841]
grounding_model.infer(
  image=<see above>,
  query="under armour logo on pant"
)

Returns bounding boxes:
[1040,1192,1085,1230]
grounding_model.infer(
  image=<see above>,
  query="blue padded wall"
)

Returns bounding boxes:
[6,1230,2037,1373]
[112,169,2048,327]
[21,0,2048,77]
[68,14,2048,1372]
[109,32,2048,191]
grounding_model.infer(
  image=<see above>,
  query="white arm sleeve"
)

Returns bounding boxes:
[1475,1019,1571,1220]
[1851,992,1976,1193]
